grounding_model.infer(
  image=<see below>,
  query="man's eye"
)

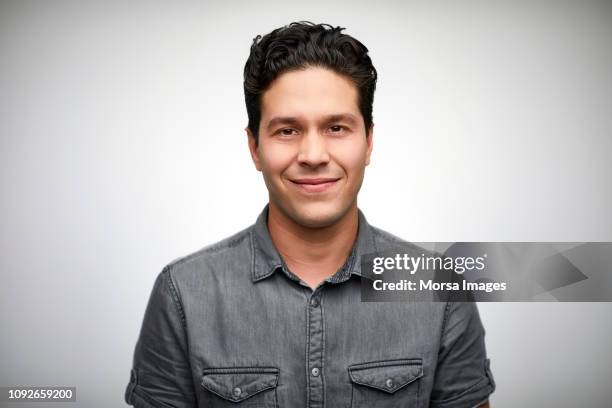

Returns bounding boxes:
[278,128,298,136]
[329,125,346,133]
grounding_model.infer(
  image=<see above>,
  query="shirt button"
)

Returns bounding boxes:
[232,387,241,397]
[385,378,394,388]
[311,367,320,377]
[310,297,319,307]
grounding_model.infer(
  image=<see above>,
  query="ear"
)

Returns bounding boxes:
[246,127,262,171]
[365,123,374,166]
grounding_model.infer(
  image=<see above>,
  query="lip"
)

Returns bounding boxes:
[289,177,341,193]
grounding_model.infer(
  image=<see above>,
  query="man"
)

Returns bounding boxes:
[125,21,495,407]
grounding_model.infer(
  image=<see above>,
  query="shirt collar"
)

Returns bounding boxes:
[250,204,378,284]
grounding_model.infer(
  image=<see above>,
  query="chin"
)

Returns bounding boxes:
[290,202,349,229]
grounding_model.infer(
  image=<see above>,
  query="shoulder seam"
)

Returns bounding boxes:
[371,227,443,257]
[162,264,187,330]
[371,227,406,243]
[439,300,453,349]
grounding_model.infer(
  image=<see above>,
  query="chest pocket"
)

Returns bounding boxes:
[200,367,279,407]
[348,358,423,408]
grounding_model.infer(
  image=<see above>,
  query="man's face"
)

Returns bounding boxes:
[247,66,373,228]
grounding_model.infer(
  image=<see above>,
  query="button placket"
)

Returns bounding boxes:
[306,289,325,408]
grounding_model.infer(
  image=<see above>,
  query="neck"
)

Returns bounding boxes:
[267,202,359,288]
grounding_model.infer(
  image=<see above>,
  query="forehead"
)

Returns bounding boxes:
[260,67,360,121]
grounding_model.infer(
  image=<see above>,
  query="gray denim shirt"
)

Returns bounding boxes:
[125,205,496,407]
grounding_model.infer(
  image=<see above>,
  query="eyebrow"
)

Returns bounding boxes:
[265,113,359,132]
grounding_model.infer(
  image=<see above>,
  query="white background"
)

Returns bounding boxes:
[1,1,611,406]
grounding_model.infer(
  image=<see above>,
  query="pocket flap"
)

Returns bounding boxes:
[348,359,423,394]
[201,367,279,402]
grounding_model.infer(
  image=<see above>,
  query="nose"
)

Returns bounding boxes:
[296,131,330,167]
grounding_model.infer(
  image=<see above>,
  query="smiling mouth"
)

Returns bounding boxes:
[289,177,341,193]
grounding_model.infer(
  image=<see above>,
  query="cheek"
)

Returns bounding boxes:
[259,144,296,177]
[331,140,368,177]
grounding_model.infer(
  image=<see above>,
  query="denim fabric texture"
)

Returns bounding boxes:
[125,204,496,407]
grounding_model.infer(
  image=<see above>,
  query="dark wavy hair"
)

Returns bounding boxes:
[243,21,378,145]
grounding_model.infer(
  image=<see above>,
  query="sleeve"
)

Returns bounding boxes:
[429,301,496,408]
[124,265,197,408]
